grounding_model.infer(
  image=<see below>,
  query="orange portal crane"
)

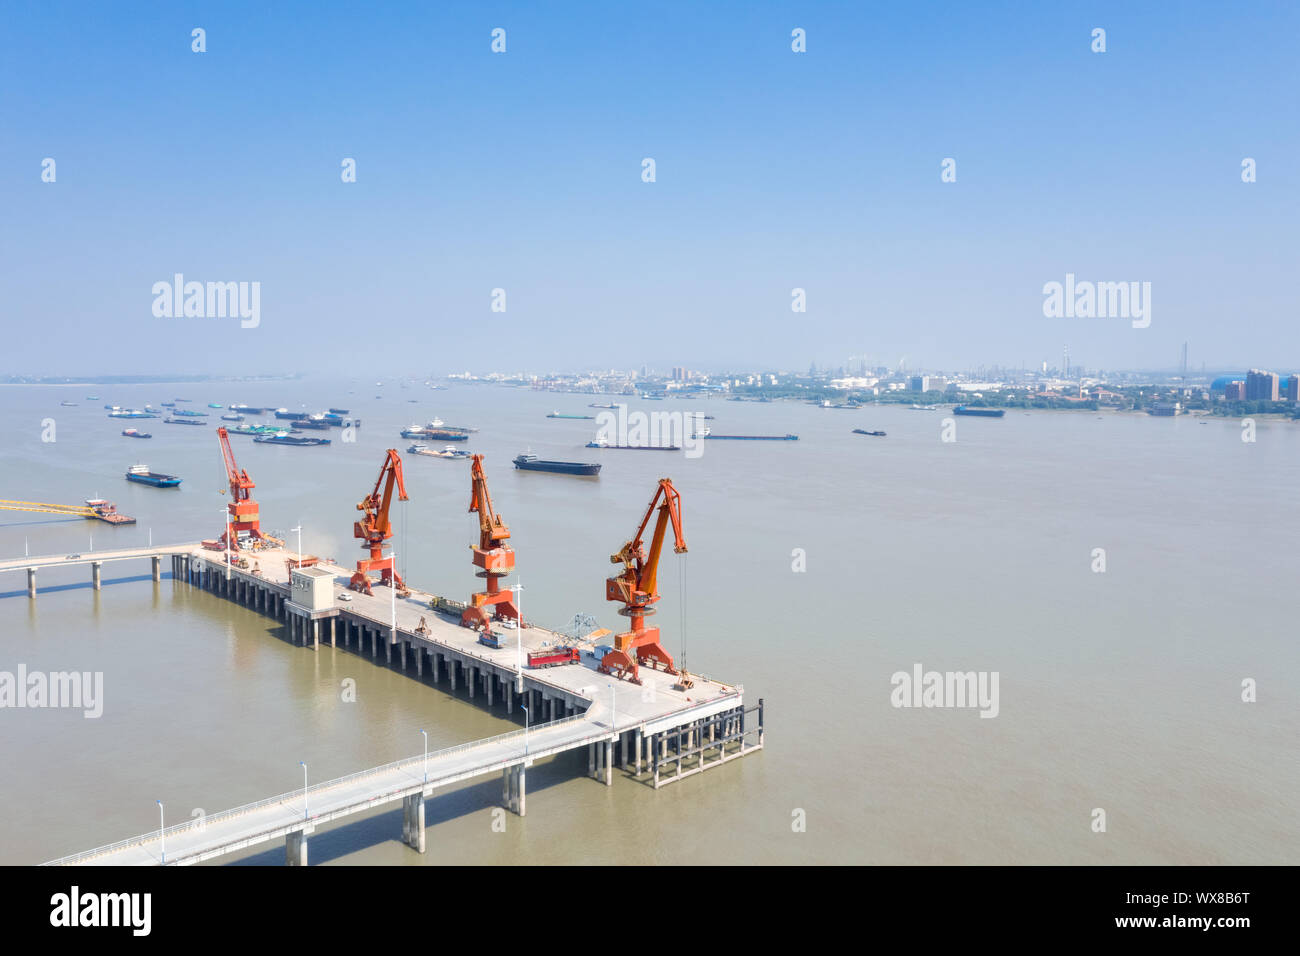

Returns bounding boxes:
[217,426,264,550]
[600,478,687,684]
[461,454,519,630]
[349,448,408,595]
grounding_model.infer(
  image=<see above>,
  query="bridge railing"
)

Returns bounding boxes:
[40,711,592,866]
[44,690,745,866]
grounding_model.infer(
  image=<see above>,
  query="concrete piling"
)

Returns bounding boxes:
[286,829,308,866]
[91,561,101,590]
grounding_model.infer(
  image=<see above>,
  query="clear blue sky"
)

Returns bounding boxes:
[2,1,1296,376]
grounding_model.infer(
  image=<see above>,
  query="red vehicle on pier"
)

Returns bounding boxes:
[527,647,581,668]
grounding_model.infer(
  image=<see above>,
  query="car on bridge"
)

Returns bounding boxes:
[66,554,81,559]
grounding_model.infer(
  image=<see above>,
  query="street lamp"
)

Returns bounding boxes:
[511,581,524,690]
[300,761,308,819]
[521,705,529,756]
[157,800,165,865]
[223,508,231,579]
[390,551,397,645]
[420,729,428,784]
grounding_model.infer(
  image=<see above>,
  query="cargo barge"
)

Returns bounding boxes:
[953,406,1005,418]
[254,434,331,446]
[163,416,205,426]
[121,428,152,439]
[547,411,595,420]
[513,454,601,476]
[408,443,471,460]
[586,439,680,450]
[700,433,798,441]
[852,429,886,437]
[125,464,182,487]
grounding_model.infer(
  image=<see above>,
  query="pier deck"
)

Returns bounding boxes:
[15,544,762,865]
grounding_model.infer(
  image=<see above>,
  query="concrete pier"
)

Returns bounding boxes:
[27,567,36,598]
[19,542,763,867]
[91,562,101,590]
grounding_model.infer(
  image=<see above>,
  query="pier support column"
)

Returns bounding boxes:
[27,567,36,599]
[312,619,319,649]
[91,561,101,591]
[516,766,526,816]
[449,659,457,692]
[468,666,476,699]
[151,556,160,582]
[329,617,335,647]
[634,729,643,774]
[286,829,308,866]
[416,647,423,678]
[487,673,494,707]
[506,681,512,714]
[588,743,596,777]
[401,794,426,853]
[604,740,613,786]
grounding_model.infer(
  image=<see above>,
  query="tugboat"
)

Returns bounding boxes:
[125,464,182,487]
[121,428,152,439]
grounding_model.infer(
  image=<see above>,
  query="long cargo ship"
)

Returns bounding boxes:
[327,407,350,415]
[852,429,886,436]
[700,433,798,441]
[226,423,281,436]
[953,406,1005,418]
[220,413,245,422]
[254,434,331,446]
[401,424,469,440]
[163,416,204,426]
[172,408,206,417]
[108,408,158,419]
[125,464,182,487]
[586,438,680,450]
[290,417,330,430]
[513,454,601,476]
[547,411,595,420]
[274,408,306,420]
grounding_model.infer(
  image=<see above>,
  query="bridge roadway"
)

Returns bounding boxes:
[24,543,761,864]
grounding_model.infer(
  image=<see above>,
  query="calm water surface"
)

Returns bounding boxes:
[1,382,1296,864]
